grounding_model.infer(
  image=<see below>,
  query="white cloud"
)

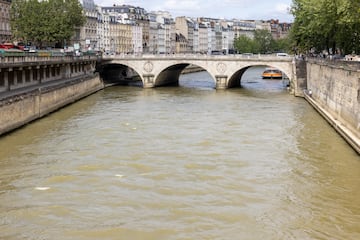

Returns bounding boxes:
[163,0,201,10]
[155,0,201,16]
[275,3,290,14]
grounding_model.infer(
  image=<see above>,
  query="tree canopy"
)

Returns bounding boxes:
[10,0,86,48]
[234,30,291,54]
[290,0,360,55]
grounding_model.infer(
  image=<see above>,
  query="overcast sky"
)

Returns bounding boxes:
[94,0,294,22]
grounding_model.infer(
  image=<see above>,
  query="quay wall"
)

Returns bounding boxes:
[0,75,104,136]
[305,59,360,153]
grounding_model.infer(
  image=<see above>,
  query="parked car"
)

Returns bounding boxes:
[29,46,37,53]
[0,43,15,49]
[211,50,225,55]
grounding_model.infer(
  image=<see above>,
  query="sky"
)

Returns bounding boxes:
[94,0,294,22]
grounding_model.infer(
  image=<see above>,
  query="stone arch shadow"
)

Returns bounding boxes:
[97,63,144,86]
[154,63,216,87]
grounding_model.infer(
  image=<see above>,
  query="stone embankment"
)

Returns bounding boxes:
[0,55,103,135]
[304,59,360,154]
[0,75,104,135]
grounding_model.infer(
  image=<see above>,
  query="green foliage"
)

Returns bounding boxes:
[274,37,292,53]
[234,35,254,53]
[290,0,360,54]
[234,30,291,54]
[253,29,276,53]
[10,0,86,47]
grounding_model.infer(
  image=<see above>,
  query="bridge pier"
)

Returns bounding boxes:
[215,75,228,89]
[143,74,155,88]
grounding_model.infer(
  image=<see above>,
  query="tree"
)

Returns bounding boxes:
[336,0,360,54]
[290,0,360,55]
[253,29,275,53]
[234,30,291,54]
[10,0,86,48]
[273,37,291,53]
[234,35,254,53]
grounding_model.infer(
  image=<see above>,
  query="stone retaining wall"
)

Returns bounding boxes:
[0,75,104,135]
[306,59,360,153]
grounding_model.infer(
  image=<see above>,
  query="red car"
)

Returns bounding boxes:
[0,43,15,49]
[0,43,26,50]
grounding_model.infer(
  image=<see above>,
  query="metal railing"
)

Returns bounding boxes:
[0,55,99,65]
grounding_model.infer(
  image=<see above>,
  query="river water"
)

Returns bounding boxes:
[0,67,359,239]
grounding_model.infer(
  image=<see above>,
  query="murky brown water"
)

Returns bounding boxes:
[0,67,359,240]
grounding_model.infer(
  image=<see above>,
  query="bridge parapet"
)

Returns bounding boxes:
[103,53,294,62]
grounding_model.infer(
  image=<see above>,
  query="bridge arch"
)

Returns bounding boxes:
[227,63,293,88]
[154,62,216,87]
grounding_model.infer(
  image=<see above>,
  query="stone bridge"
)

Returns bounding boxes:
[99,54,305,96]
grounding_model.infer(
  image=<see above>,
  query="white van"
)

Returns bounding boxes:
[276,52,289,57]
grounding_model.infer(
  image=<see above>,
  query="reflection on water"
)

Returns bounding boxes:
[0,67,359,240]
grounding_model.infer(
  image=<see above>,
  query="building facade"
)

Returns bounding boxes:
[148,11,175,54]
[96,6,110,52]
[77,0,98,51]
[233,20,257,39]
[99,4,148,53]
[175,17,194,53]
[197,23,210,54]
[0,0,11,43]
[175,33,187,53]
[132,24,143,54]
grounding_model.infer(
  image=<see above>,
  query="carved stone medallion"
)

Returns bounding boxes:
[144,61,153,73]
[216,62,226,74]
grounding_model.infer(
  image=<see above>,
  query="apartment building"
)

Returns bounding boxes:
[197,23,208,53]
[148,11,175,54]
[96,6,110,51]
[132,24,143,54]
[109,18,132,53]
[0,0,11,43]
[175,33,187,53]
[101,4,148,53]
[233,20,257,39]
[193,22,199,53]
[78,0,98,50]
[175,17,194,53]
[268,19,291,39]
